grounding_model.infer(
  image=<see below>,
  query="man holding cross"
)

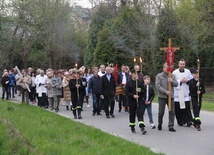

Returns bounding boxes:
[156,63,178,132]
[172,59,193,126]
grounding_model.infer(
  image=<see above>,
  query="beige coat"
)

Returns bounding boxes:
[19,75,31,89]
[62,77,71,101]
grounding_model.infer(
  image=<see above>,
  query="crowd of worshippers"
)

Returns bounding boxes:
[1,59,205,134]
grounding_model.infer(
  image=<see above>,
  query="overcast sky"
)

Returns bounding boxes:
[71,0,92,8]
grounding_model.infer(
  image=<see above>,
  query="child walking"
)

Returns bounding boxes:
[142,75,156,129]
[189,69,206,131]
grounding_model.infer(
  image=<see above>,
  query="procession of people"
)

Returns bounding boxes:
[1,58,206,133]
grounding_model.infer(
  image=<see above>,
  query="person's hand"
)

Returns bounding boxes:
[145,101,151,105]
[168,77,172,83]
[181,77,188,83]
[166,91,172,96]
[133,95,139,99]
[196,82,200,87]
[76,84,80,88]
[100,95,104,99]
[136,88,141,92]
[197,91,201,95]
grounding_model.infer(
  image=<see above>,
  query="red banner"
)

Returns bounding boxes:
[166,47,175,72]
[113,64,118,82]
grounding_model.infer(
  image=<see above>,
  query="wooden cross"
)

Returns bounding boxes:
[160,38,180,111]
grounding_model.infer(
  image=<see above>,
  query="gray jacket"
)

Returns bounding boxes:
[155,71,178,98]
[51,77,62,96]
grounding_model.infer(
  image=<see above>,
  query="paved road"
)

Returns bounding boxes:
[3,91,214,155]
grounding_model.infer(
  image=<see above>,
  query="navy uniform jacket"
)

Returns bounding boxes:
[189,78,205,98]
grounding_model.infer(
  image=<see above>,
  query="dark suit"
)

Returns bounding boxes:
[117,72,129,112]
[101,73,116,117]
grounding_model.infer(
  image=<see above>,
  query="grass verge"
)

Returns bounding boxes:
[0,101,159,155]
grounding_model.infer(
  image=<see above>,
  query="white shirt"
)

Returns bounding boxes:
[146,84,149,101]
[98,71,106,77]
[172,68,193,102]
[35,74,48,94]
[122,72,127,84]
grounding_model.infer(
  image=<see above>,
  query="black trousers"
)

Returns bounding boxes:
[191,97,202,118]
[29,87,36,102]
[129,100,145,128]
[2,86,9,99]
[103,95,115,116]
[175,101,193,125]
[71,93,82,116]
[71,94,82,110]
[38,93,48,107]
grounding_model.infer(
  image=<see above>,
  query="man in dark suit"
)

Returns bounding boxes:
[117,65,129,112]
[100,67,116,118]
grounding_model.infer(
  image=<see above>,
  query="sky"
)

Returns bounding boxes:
[71,0,93,8]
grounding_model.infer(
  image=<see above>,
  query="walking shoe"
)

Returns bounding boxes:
[97,113,102,115]
[141,127,147,135]
[194,124,201,131]
[110,114,115,118]
[187,122,192,127]
[66,106,69,110]
[158,124,162,131]
[150,123,156,129]
[78,115,82,119]
[169,128,176,132]
[92,113,95,116]
[87,104,90,108]
[74,115,77,119]
[197,125,201,131]
[130,128,136,134]
[106,115,110,118]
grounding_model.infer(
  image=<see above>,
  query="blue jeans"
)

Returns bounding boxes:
[142,103,154,124]
[92,94,101,114]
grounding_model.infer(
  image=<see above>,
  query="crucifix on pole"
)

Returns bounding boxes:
[160,38,180,111]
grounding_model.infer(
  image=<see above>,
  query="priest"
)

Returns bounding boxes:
[172,59,193,126]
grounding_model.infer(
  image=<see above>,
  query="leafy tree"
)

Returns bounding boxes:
[84,5,113,67]
[93,22,116,66]
[155,6,183,71]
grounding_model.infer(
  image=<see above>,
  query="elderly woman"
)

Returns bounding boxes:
[51,71,62,112]
[62,71,72,110]
[46,70,54,110]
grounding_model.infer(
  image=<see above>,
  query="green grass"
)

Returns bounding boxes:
[0,101,158,155]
